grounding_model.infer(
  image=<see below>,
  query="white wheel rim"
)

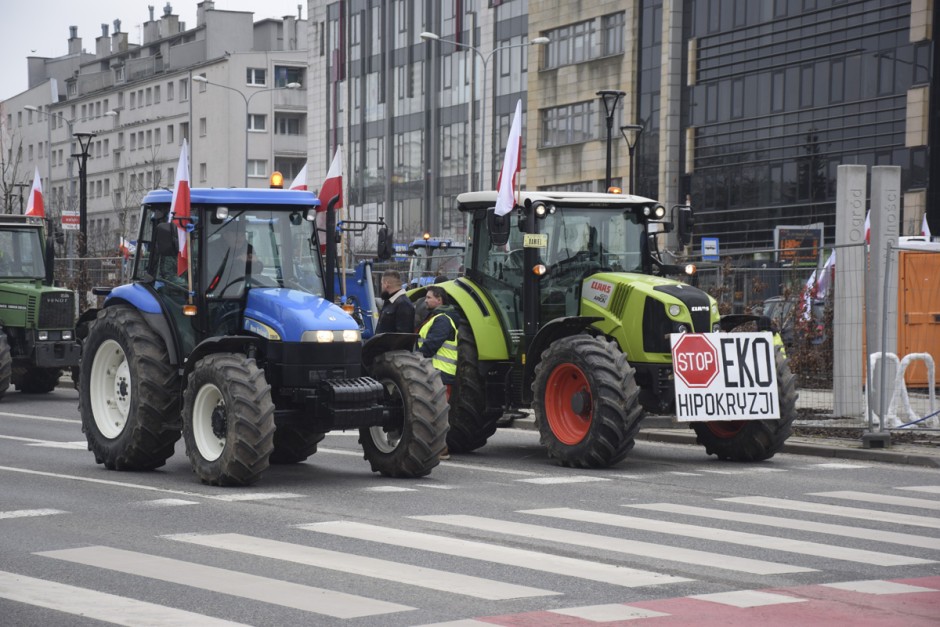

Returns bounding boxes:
[192,383,226,462]
[368,425,402,453]
[89,339,131,439]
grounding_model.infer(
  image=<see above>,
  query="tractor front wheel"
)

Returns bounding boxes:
[0,331,11,399]
[182,353,275,486]
[79,306,180,470]
[360,351,448,477]
[691,344,797,461]
[533,335,643,468]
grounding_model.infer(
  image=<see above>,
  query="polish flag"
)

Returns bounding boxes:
[317,147,343,252]
[922,214,932,240]
[119,237,136,260]
[24,166,44,218]
[289,163,308,191]
[168,139,191,276]
[494,99,522,217]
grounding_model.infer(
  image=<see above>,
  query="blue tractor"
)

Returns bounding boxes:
[77,187,448,486]
[405,235,466,288]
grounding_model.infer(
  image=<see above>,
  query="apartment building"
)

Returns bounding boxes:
[0,1,307,256]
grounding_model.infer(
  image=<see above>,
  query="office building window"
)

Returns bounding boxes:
[274,65,304,87]
[540,101,596,147]
[199,162,207,182]
[248,114,266,131]
[247,160,267,178]
[199,117,207,137]
[247,68,266,85]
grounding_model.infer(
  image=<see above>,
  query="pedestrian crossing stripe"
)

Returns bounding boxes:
[165,532,557,600]
[899,486,940,494]
[0,509,66,520]
[810,490,940,511]
[722,496,940,529]
[688,590,806,607]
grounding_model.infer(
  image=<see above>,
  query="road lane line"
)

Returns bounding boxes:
[720,496,940,530]
[628,503,940,551]
[810,491,940,511]
[300,520,689,588]
[524,508,931,567]
[166,532,556,600]
[899,486,940,495]
[0,570,249,626]
[0,411,78,423]
[37,546,413,619]
[412,515,811,575]
[0,509,67,520]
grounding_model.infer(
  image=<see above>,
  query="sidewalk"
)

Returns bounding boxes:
[508,414,940,468]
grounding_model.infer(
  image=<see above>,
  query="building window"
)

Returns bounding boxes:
[199,162,207,182]
[274,65,304,87]
[197,74,207,92]
[540,101,595,147]
[601,12,625,56]
[247,160,267,178]
[154,85,161,104]
[179,79,189,102]
[130,92,136,109]
[199,117,207,137]
[180,122,189,143]
[275,115,303,135]
[247,68,266,85]
[167,125,174,144]
[167,81,174,101]
[247,114,266,131]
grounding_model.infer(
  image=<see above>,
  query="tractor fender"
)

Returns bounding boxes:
[443,278,510,361]
[361,332,419,371]
[719,313,772,333]
[181,335,265,386]
[522,316,603,402]
[101,284,180,365]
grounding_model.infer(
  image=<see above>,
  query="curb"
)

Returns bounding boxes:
[508,418,940,468]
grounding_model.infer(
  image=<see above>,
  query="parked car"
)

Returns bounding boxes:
[762,295,827,348]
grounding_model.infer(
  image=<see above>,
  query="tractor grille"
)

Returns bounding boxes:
[38,292,75,328]
[27,296,37,321]
[609,283,629,318]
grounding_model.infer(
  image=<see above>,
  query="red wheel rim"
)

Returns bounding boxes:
[705,420,745,438]
[545,363,592,445]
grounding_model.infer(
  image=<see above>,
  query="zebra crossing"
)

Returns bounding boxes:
[1,485,937,625]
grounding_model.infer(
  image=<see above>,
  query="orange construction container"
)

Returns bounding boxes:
[897,249,940,387]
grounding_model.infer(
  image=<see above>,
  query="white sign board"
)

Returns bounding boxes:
[62,211,80,231]
[670,332,780,422]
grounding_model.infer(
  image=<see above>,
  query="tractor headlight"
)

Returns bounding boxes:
[342,329,360,342]
[668,304,681,317]
[676,323,690,333]
[302,329,361,343]
[315,330,334,343]
[38,331,49,341]
[62,330,73,340]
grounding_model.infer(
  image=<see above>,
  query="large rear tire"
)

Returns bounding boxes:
[360,350,448,477]
[446,321,498,453]
[79,306,181,470]
[533,335,644,468]
[270,416,326,464]
[13,367,61,394]
[0,332,13,399]
[692,343,797,461]
[182,353,275,486]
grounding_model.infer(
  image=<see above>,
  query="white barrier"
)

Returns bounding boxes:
[868,352,939,429]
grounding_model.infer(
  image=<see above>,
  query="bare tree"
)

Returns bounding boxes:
[0,111,26,215]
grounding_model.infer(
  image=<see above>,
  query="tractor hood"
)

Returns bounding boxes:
[244,288,359,343]
[0,281,75,329]
[580,271,719,359]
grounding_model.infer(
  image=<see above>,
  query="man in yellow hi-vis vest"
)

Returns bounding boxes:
[417,285,459,460]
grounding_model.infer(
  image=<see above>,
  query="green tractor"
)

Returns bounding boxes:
[0,214,79,398]
[421,191,796,467]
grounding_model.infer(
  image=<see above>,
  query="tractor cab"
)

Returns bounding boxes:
[406,235,466,287]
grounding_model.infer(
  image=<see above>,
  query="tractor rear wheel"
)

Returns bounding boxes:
[79,306,180,470]
[533,335,643,468]
[692,344,797,461]
[270,416,326,464]
[360,350,448,477]
[14,367,62,393]
[446,321,498,453]
[182,353,275,486]
[0,331,11,399]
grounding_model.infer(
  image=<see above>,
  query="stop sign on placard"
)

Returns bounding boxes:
[672,334,719,388]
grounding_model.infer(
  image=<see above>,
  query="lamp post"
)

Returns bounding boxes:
[619,123,644,195]
[420,31,549,190]
[191,76,301,187]
[596,90,626,191]
[13,182,30,213]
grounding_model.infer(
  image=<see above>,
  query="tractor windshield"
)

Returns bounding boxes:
[205,208,325,299]
[0,227,46,280]
[407,246,465,285]
[542,207,645,274]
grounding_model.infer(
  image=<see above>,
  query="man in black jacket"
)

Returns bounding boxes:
[375,269,415,334]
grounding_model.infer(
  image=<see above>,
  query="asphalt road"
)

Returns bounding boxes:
[1,388,938,626]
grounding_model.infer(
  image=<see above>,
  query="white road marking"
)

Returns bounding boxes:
[524,508,931,566]
[721,496,940,530]
[415,484,457,489]
[899,485,940,495]
[300,520,689,587]
[811,490,940,511]
[689,590,806,607]
[365,486,418,492]
[167,532,556,600]
[0,411,78,423]
[808,463,871,469]
[413,515,811,575]
[0,509,66,520]
[137,499,199,507]
[516,476,610,485]
[822,580,940,595]
[670,472,702,476]
[37,546,413,618]
[315,446,363,457]
[550,603,670,621]
[0,570,249,626]
[208,492,303,502]
[628,503,940,551]
[25,441,87,449]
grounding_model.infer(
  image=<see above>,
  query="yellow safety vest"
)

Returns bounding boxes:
[418,313,458,376]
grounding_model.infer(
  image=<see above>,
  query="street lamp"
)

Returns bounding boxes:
[596,89,626,191]
[420,31,549,190]
[619,123,644,195]
[191,76,302,187]
[12,182,30,213]
[72,131,95,311]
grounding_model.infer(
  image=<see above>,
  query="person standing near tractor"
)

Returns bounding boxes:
[376,269,415,334]
[417,285,459,460]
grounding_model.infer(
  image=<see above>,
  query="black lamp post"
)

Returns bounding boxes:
[73,131,96,311]
[596,90,626,191]
[13,182,31,214]
[620,123,644,195]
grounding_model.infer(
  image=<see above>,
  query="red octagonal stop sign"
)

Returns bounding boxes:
[672,334,719,388]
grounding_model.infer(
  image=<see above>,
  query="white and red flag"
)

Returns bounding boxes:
[317,147,343,252]
[289,163,308,191]
[494,99,522,217]
[922,214,932,240]
[24,166,44,218]
[168,139,191,276]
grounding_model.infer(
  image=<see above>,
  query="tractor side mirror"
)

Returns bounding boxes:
[675,205,694,247]
[377,226,394,261]
[487,210,511,247]
[154,221,178,256]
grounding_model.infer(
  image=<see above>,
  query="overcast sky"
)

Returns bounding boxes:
[1,0,307,101]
